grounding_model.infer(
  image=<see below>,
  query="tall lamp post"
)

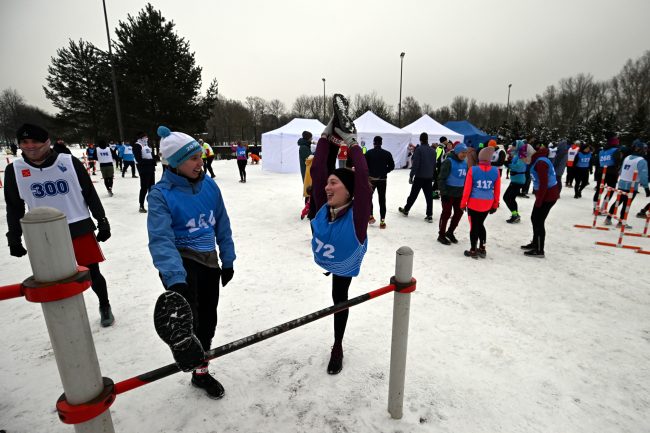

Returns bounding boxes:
[102,0,124,144]
[506,83,512,125]
[322,78,326,122]
[398,52,405,127]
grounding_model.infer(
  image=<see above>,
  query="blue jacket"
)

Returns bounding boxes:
[508,141,527,185]
[147,170,236,287]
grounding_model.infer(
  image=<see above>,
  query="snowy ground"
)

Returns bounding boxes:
[1,150,649,433]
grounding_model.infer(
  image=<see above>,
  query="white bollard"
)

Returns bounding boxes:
[21,207,115,433]
[388,246,414,419]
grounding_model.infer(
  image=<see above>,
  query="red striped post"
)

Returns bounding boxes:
[592,166,608,226]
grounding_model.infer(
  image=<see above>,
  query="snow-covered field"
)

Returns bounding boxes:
[1,150,649,433]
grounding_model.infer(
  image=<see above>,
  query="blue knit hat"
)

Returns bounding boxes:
[157,126,202,168]
[453,143,468,154]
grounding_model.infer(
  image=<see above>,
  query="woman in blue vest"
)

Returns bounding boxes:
[503,140,528,223]
[521,147,560,258]
[592,136,622,210]
[437,142,468,244]
[573,143,593,198]
[148,125,236,399]
[310,94,371,374]
[232,141,248,182]
[460,146,500,258]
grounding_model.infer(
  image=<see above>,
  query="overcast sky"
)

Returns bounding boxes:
[2,0,649,116]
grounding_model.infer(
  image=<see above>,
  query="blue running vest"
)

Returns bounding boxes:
[530,157,557,190]
[469,166,498,200]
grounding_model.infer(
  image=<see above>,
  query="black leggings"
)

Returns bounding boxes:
[531,201,556,252]
[503,183,523,212]
[87,263,109,307]
[237,160,247,181]
[404,177,433,217]
[204,156,215,177]
[164,258,221,351]
[467,209,489,250]
[332,274,352,342]
[609,189,637,220]
[122,160,136,176]
[573,167,590,196]
[137,165,156,206]
[370,179,387,219]
[593,171,618,202]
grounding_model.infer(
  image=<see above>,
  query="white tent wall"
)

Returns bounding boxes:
[402,114,464,145]
[354,111,411,169]
[261,118,325,173]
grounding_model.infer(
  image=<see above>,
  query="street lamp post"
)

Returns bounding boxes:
[398,52,405,127]
[506,83,512,125]
[322,78,326,122]
[102,0,124,144]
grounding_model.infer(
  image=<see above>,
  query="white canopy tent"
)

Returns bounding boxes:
[353,111,411,168]
[402,114,464,145]
[261,118,326,173]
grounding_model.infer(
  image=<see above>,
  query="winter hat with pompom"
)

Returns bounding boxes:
[157,125,202,168]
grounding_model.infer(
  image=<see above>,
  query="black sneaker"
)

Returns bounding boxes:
[520,242,536,250]
[424,216,433,223]
[478,246,487,258]
[139,206,147,213]
[398,207,409,216]
[432,191,440,200]
[637,211,648,219]
[108,189,114,197]
[506,215,521,224]
[437,235,451,245]
[332,94,356,135]
[327,341,343,375]
[445,232,458,243]
[464,249,478,259]
[99,305,114,327]
[191,371,225,399]
[524,249,545,258]
[154,291,205,372]
[132,175,139,178]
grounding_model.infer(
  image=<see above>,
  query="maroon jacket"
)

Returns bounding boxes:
[531,147,560,207]
[311,137,371,243]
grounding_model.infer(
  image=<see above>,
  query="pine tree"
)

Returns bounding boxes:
[43,39,113,141]
[113,3,202,139]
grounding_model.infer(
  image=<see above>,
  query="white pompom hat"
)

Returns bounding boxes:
[157,125,202,168]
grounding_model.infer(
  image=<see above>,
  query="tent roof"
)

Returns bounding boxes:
[402,114,464,138]
[353,111,408,134]
[263,118,325,136]
[444,120,488,137]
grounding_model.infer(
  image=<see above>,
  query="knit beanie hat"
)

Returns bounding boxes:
[157,125,202,168]
[478,146,496,162]
[487,139,497,148]
[453,143,468,154]
[332,167,355,197]
[16,123,49,143]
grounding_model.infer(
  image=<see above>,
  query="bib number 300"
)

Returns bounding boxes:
[30,179,70,198]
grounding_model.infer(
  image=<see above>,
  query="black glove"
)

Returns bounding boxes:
[489,208,497,214]
[221,268,234,287]
[9,243,27,257]
[96,217,111,242]
[645,188,650,198]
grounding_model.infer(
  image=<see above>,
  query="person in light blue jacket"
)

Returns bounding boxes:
[148,125,236,400]
[503,140,527,223]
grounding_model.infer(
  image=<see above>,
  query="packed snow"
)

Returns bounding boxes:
[0,149,649,433]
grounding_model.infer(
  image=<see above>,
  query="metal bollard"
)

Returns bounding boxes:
[21,207,115,433]
[388,246,414,419]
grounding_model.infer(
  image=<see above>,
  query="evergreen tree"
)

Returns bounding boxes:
[43,39,113,141]
[113,3,202,138]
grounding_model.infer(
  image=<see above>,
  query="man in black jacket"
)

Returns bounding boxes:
[133,131,157,213]
[399,132,437,222]
[365,136,395,228]
[4,123,114,326]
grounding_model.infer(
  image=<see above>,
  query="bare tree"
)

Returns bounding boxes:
[450,96,470,120]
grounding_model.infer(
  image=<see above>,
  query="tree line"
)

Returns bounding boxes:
[1,3,648,147]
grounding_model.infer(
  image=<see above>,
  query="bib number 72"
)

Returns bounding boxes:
[314,237,335,258]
